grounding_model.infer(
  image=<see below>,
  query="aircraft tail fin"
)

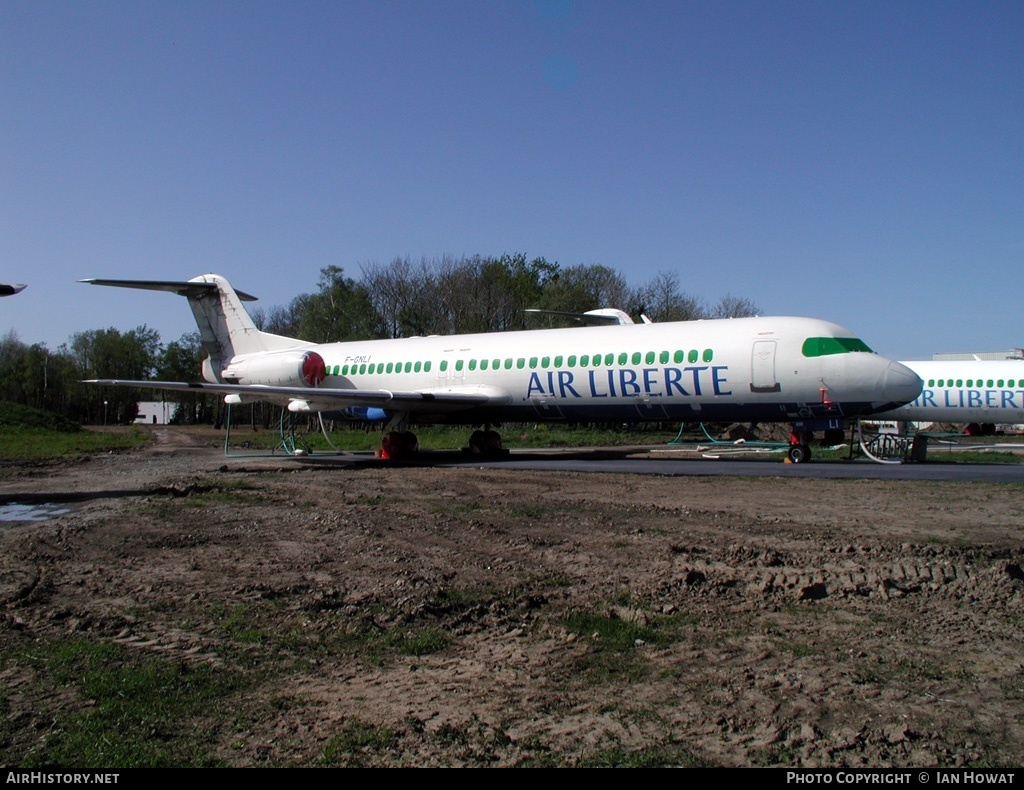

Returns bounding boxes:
[81,275,310,380]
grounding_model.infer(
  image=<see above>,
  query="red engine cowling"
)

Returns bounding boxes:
[220,350,326,387]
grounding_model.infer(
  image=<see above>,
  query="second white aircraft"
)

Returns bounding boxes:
[871,359,1024,428]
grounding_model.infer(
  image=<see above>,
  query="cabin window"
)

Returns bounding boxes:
[414,361,422,373]
[703,349,714,362]
[591,354,601,367]
[567,355,576,367]
[604,353,614,366]
[801,337,873,357]
[541,356,550,368]
[529,357,538,369]
[580,354,589,366]
[618,352,628,365]
[998,379,1005,387]
[645,351,655,365]
[492,358,499,369]
[455,360,464,371]
[469,359,477,371]
[631,352,641,365]
[440,360,448,372]
[659,351,669,364]
[674,350,685,364]
[424,361,431,372]
[480,359,489,370]
[504,358,513,369]
[554,355,563,367]
[956,379,963,387]
[517,358,525,369]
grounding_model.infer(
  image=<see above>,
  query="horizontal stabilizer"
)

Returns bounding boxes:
[80,278,258,302]
[523,308,636,326]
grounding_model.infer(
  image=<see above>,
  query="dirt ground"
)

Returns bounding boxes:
[2,426,1023,767]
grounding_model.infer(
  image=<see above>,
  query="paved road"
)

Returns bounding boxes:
[443,453,1024,482]
[292,445,1024,482]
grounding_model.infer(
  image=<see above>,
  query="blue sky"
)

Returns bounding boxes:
[2,0,1021,360]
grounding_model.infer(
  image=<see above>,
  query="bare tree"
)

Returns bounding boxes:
[711,294,760,319]
[631,271,706,322]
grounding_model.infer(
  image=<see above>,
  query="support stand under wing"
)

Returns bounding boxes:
[222,403,346,457]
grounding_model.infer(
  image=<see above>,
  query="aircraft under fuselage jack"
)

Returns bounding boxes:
[870,359,1024,431]
[81,274,922,462]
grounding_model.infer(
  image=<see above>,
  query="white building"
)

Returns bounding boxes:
[133,401,176,425]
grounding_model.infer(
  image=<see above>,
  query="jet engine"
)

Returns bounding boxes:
[220,349,326,387]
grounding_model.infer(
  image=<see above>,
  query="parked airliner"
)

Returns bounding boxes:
[871,359,1024,429]
[82,274,921,462]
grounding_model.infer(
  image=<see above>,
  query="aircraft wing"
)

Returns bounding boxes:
[85,379,507,413]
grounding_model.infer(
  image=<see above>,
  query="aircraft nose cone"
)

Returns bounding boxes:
[879,360,922,410]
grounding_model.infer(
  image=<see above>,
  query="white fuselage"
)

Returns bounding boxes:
[871,359,1024,425]
[83,274,923,428]
[230,316,921,425]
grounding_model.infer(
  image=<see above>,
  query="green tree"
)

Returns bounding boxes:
[155,332,218,424]
[539,264,631,315]
[434,254,559,334]
[292,266,384,343]
[69,326,161,424]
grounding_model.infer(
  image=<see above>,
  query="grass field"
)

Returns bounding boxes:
[1,396,1021,463]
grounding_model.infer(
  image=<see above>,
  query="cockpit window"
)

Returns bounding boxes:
[801,337,873,357]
